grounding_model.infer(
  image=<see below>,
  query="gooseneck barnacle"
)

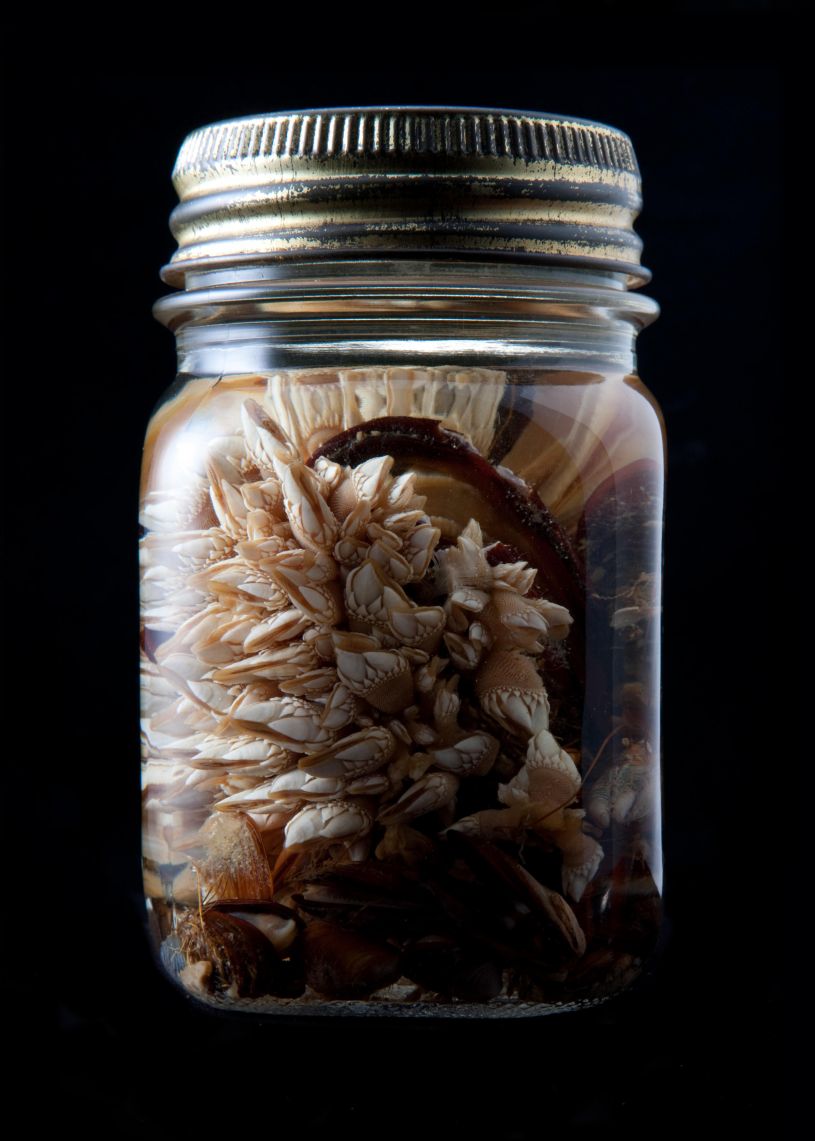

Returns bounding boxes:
[142,369,660,1011]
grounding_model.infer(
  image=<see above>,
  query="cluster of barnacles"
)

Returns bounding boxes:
[141,396,604,905]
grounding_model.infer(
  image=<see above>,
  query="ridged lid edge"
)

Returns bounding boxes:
[173,108,639,182]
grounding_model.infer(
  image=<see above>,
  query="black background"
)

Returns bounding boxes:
[34,8,793,1135]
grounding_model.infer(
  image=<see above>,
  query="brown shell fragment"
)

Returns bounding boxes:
[513,863,586,958]
[292,861,443,934]
[441,832,586,963]
[177,909,297,998]
[576,853,662,958]
[298,921,402,999]
[204,898,305,953]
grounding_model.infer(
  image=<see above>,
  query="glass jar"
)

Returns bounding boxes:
[141,108,663,1017]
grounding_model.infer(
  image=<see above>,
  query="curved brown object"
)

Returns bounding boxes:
[292,888,440,935]
[298,921,402,999]
[445,831,586,959]
[291,860,445,935]
[178,909,299,998]
[311,417,583,591]
[203,898,306,928]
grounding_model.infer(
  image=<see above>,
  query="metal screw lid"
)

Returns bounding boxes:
[162,107,650,288]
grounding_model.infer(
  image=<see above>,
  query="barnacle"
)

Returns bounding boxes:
[586,738,655,828]
[140,380,630,1006]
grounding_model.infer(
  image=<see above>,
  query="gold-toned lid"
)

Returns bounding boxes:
[162,107,650,288]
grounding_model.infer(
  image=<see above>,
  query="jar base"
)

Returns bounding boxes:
[175,983,614,1019]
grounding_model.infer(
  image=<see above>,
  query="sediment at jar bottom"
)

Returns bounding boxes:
[140,375,661,1010]
[151,826,661,1007]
